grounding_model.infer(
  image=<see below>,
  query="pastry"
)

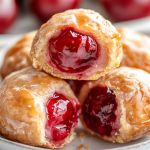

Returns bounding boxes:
[79,67,150,143]
[31,9,122,80]
[0,67,80,148]
[119,28,150,73]
[1,31,36,78]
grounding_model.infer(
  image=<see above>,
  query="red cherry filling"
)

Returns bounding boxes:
[45,92,80,143]
[82,86,119,136]
[66,80,86,96]
[48,28,99,73]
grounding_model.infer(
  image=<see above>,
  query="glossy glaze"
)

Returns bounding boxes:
[31,9,122,80]
[1,31,36,78]
[0,68,80,148]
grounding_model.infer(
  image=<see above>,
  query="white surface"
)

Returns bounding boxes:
[115,16,150,34]
[0,37,150,150]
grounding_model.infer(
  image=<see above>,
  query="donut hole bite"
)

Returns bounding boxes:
[82,86,120,136]
[1,31,36,78]
[79,67,150,143]
[46,92,80,144]
[48,27,100,74]
[0,68,80,148]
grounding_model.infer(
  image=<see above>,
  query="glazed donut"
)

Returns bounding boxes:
[119,28,150,73]
[31,9,122,80]
[79,67,150,143]
[1,31,36,78]
[0,67,80,148]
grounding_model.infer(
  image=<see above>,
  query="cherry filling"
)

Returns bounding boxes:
[48,28,99,73]
[66,80,86,96]
[82,86,119,136]
[45,92,80,143]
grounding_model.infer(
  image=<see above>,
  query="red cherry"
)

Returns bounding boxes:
[30,0,81,22]
[45,92,80,143]
[82,86,120,136]
[0,0,18,33]
[48,27,99,74]
[67,80,86,96]
[100,0,150,21]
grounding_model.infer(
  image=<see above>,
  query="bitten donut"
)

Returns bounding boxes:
[119,28,150,72]
[0,67,80,148]
[31,9,122,80]
[1,31,36,78]
[79,67,150,143]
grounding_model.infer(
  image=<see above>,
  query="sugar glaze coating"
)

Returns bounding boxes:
[0,67,80,148]
[79,67,150,143]
[31,9,122,80]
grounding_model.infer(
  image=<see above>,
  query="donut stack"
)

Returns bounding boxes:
[1,9,150,149]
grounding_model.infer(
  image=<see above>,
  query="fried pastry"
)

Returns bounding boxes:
[31,9,122,80]
[119,28,150,73]
[1,31,36,78]
[79,67,150,143]
[0,67,80,148]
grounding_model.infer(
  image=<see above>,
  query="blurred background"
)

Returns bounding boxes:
[1,0,150,34]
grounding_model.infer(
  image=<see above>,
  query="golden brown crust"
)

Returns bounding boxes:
[31,9,122,80]
[1,31,36,78]
[79,67,150,143]
[119,28,150,72]
[0,67,78,148]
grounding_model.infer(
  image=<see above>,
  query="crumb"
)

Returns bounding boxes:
[79,131,86,141]
[77,144,90,150]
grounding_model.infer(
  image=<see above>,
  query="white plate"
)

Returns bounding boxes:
[0,37,150,150]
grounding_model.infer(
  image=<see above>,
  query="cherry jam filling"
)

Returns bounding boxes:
[82,86,119,136]
[45,92,80,143]
[48,27,99,73]
[66,80,86,96]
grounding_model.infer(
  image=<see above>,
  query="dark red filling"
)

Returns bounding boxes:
[82,86,119,136]
[45,92,80,143]
[66,80,86,96]
[48,27,99,73]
